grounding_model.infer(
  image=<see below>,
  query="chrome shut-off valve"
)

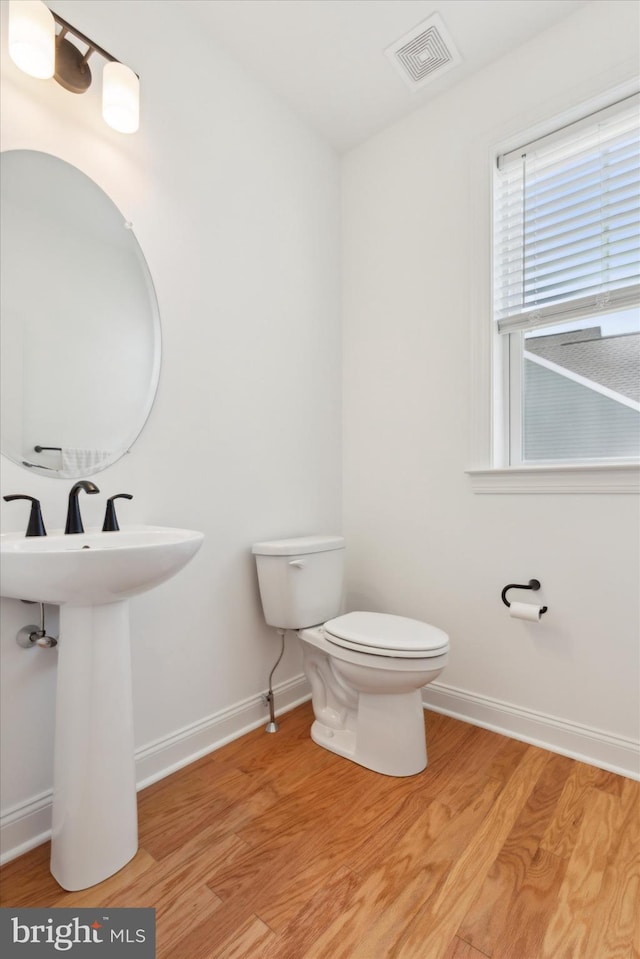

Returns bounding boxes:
[16,603,58,649]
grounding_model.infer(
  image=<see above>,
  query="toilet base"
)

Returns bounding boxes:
[310,688,428,777]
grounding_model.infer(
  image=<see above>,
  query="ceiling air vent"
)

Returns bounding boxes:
[385,12,461,91]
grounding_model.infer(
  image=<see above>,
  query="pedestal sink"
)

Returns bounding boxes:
[0,525,204,891]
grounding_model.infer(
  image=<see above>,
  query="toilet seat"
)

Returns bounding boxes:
[323,611,449,659]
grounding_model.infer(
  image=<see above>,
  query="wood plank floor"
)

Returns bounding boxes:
[1,703,638,958]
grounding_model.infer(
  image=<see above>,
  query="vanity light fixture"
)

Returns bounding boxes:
[7,0,140,133]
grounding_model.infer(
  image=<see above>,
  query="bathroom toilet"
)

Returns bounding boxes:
[252,535,449,776]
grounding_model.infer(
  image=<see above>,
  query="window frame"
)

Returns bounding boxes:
[467,80,640,494]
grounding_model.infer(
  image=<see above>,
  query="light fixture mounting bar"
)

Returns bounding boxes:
[50,10,117,65]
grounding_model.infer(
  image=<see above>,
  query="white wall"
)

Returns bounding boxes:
[0,0,341,858]
[342,0,640,776]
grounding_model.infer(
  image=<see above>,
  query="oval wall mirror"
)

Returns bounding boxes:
[0,150,161,478]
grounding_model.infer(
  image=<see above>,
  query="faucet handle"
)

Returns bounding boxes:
[102,493,133,532]
[3,494,47,537]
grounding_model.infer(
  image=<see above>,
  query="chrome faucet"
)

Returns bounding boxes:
[65,481,100,534]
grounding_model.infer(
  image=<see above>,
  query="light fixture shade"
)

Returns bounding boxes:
[102,61,139,134]
[8,0,55,79]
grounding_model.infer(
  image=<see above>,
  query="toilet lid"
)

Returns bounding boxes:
[323,612,449,658]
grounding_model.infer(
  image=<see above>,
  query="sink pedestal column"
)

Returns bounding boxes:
[50,601,138,891]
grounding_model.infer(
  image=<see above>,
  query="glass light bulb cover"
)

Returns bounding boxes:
[8,0,55,79]
[102,61,140,134]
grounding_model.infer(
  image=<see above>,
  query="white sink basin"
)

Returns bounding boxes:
[0,525,204,605]
[0,523,204,891]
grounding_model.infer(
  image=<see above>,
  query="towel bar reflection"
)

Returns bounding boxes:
[501,579,548,614]
[22,461,59,471]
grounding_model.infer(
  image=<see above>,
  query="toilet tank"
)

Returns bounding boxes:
[252,535,345,629]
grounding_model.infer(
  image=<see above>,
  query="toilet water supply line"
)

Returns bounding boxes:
[264,628,286,733]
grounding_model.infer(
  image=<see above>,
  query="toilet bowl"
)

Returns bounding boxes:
[252,536,450,777]
[300,613,448,776]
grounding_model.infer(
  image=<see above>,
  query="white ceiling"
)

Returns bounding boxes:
[188,0,592,153]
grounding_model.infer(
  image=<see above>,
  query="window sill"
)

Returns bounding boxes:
[466,463,640,494]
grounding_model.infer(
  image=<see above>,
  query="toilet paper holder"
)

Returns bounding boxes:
[501,579,548,615]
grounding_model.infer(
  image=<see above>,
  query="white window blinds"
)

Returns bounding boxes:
[494,95,640,334]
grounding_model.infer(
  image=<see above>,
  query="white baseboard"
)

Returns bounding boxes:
[0,791,53,869]
[423,681,640,781]
[0,674,311,866]
[135,674,310,789]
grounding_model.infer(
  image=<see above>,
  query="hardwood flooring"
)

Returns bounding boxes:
[1,703,638,958]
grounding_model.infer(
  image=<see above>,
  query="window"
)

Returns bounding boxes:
[493,95,640,468]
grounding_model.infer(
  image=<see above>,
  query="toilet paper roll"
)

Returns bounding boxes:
[509,601,543,622]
